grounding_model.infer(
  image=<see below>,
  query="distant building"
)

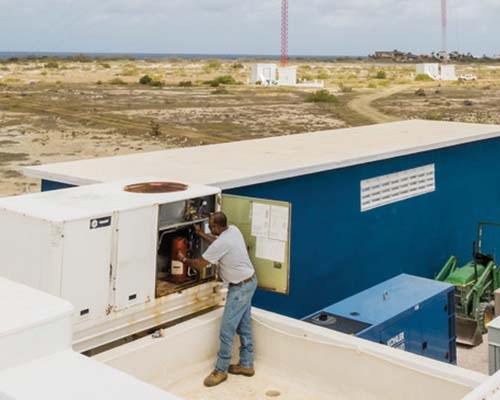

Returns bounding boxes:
[415,63,457,81]
[440,64,457,81]
[371,50,418,62]
[277,66,297,86]
[437,51,449,62]
[250,64,277,85]
[373,51,396,59]
[416,63,440,80]
[250,63,322,88]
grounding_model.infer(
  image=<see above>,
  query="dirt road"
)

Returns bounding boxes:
[347,85,411,124]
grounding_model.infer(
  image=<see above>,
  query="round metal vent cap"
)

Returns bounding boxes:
[123,182,188,193]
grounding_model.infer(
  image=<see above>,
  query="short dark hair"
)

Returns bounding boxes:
[211,212,227,227]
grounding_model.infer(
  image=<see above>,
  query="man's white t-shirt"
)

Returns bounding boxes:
[202,225,255,284]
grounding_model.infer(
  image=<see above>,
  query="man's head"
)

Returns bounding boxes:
[208,212,228,235]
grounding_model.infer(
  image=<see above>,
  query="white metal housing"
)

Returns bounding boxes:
[0,177,223,351]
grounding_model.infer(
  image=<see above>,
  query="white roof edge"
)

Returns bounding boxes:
[0,277,74,337]
[22,120,500,189]
[0,309,73,338]
[210,135,482,189]
[210,130,500,189]
[22,166,100,186]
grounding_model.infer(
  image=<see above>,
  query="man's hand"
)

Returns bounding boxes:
[193,224,202,235]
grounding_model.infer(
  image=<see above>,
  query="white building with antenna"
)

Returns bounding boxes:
[250,1,323,88]
[415,0,456,81]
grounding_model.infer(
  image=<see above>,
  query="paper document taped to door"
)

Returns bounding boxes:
[256,237,285,263]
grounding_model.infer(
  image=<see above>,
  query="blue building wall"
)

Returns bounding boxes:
[226,137,500,318]
[39,137,500,319]
[41,179,75,191]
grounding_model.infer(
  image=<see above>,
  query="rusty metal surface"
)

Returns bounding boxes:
[123,182,188,193]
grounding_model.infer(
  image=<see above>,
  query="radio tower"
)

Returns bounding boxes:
[281,0,288,67]
[441,0,447,60]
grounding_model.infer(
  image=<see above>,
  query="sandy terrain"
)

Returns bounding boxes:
[1,57,499,375]
[1,57,500,197]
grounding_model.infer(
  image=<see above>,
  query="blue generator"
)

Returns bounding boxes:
[303,274,456,364]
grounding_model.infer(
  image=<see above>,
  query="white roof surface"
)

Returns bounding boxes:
[0,350,180,400]
[23,120,500,189]
[0,177,219,221]
[0,277,72,336]
[0,277,178,400]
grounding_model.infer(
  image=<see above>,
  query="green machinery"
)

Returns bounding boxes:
[436,222,500,346]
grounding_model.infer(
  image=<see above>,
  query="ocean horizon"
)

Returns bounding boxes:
[0,51,366,61]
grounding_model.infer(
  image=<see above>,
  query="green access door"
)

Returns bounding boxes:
[222,194,291,294]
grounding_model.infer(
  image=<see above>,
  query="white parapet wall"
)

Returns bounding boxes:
[0,277,179,400]
[3,276,500,399]
[0,277,73,371]
[96,307,490,400]
[295,80,325,88]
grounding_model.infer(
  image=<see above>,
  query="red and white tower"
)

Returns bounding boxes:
[281,0,288,67]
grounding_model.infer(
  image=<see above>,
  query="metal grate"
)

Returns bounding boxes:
[361,164,435,212]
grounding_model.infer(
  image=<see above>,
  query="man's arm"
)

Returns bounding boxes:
[194,224,217,244]
[176,224,218,271]
[177,250,210,272]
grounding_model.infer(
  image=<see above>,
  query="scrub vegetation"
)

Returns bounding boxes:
[0,56,499,196]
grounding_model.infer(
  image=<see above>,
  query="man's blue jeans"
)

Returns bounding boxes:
[215,276,257,372]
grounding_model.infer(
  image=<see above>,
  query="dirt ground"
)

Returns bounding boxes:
[457,335,489,374]
[1,58,500,196]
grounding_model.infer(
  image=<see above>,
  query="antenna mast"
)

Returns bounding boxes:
[441,0,447,59]
[281,0,288,67]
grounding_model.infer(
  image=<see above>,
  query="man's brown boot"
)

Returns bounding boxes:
[228,364,255,377]
[203,370,228,387]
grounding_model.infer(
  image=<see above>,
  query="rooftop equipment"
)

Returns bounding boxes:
[0,177,291,352]
[303,274,456,364]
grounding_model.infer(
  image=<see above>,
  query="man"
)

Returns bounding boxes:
[178,211,257,387]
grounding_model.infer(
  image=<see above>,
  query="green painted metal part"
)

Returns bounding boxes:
[435,221,500,346]
[445,262,486,286]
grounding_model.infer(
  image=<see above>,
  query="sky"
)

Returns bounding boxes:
[1,0,499,56]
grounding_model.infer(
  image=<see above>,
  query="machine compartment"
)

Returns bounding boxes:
[155,223,214,298]
[155,194,217,298]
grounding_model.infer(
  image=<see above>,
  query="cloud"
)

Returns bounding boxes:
[0,0,499,56]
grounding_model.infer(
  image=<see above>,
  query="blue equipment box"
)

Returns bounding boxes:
[302,274,456,364]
